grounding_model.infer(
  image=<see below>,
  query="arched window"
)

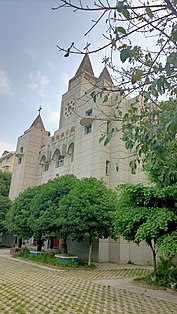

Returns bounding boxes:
[68,143,74,163]
[40,155,49,171]
[52,149,60,168]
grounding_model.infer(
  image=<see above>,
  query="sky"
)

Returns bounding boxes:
[0,0,110,156]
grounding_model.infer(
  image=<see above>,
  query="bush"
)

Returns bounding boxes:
[154,258,177,289]
[14,246,30,257]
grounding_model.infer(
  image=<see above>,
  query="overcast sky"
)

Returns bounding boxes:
[0,0,111,155]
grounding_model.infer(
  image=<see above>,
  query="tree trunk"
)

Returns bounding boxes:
[147,239,157,271]
[37,238,43,252]
[61,236,67,254]
[18,238,22,248]
[152,248,157,272]
[88,237,93,266]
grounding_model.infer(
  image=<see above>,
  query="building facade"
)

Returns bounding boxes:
[9,55,152,265]
[0,151,15,173]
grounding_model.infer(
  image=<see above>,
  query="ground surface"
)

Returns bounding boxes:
[0,249,177,314]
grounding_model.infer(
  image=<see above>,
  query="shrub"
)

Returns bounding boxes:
[154,258,177,289]
[14,246,30,257]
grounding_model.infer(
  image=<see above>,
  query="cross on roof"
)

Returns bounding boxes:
[38,106,42,115]
[84,42,91,53]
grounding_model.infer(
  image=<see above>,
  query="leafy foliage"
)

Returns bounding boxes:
[54,1,177,178]
[153,258,177,289]
[0,170,11,233]
[59,177,117,264]
[0,196,11,233]
[114,183,177,270]
[28,175,78,246]
[4,185,41,239]
[0,170,11,197]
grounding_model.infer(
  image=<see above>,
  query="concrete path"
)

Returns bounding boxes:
[0,248,177,313]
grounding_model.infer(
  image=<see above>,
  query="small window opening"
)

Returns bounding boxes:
[85,123,92,134]
[106,160,110,175]
[59,157,64,167]
[18,157,22,165]
[86,109,92,116]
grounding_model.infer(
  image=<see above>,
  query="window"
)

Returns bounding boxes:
[59,157,64,167]
[52,149,60,168]
[44,162,49,171]
[40,155,49,171]
[18,157,22,165]
[20,147,23,153]
[85,123,92,134]
[106,160,110,175]
[86,109,92,116]
[68,143,74,163]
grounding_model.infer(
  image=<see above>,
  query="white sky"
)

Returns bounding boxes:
[0,0,111,155]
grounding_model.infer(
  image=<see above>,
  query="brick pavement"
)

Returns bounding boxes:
[0,254,177,313]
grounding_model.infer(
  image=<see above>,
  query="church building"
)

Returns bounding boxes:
[9,55,152,265]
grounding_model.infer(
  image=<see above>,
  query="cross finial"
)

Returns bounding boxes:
[84,42,91,53]
[38,106,42,115]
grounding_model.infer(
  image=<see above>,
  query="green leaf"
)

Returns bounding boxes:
[172,29,177,42]
[93,94,97,103]
[122,9,130,20]
[165,121,172,130]
[116,1,124,12]
[167,52,177,67]
[120,47,130,63]
[146,7,154,19]
[115,26,126,35]
[132,69,143,84]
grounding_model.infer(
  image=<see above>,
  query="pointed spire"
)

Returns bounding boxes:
[30,114,45,130]
[97,67,113,84]
[75,54,94,77]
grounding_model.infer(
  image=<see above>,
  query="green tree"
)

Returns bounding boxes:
[4,185,41,247]
[145,140,177,187]
[114,184,177,270]
[54,1,177,177]
[0,196,11,234]
[0,170,11,197]
[0,170,11,234]
[29,175,78,252]
[59,177,117,265]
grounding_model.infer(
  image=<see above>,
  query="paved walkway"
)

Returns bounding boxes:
[0,248,177,313]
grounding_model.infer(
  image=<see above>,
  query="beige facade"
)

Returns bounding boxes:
[9,55,152,264]
[0,151,15,173]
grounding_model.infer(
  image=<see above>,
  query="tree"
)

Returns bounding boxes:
[4,185,41,247]
[0,196,11,234]
[114,184,177,270]
[0,170,11,197]
[59,177,117,265]
[29,175,78,252]
[0,170,11,234]
[145,139,177,187]
[53,1,177,176]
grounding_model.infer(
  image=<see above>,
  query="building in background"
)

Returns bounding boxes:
[9,55,152,265]
[0,151,15,173]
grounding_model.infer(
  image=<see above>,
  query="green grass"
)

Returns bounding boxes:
[13,247,95,268]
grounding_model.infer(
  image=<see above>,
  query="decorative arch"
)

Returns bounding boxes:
[68,143,74,163]
[52,149,61,168]
[40,155,49,171]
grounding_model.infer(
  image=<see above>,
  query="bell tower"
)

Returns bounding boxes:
[9,110,50,200]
